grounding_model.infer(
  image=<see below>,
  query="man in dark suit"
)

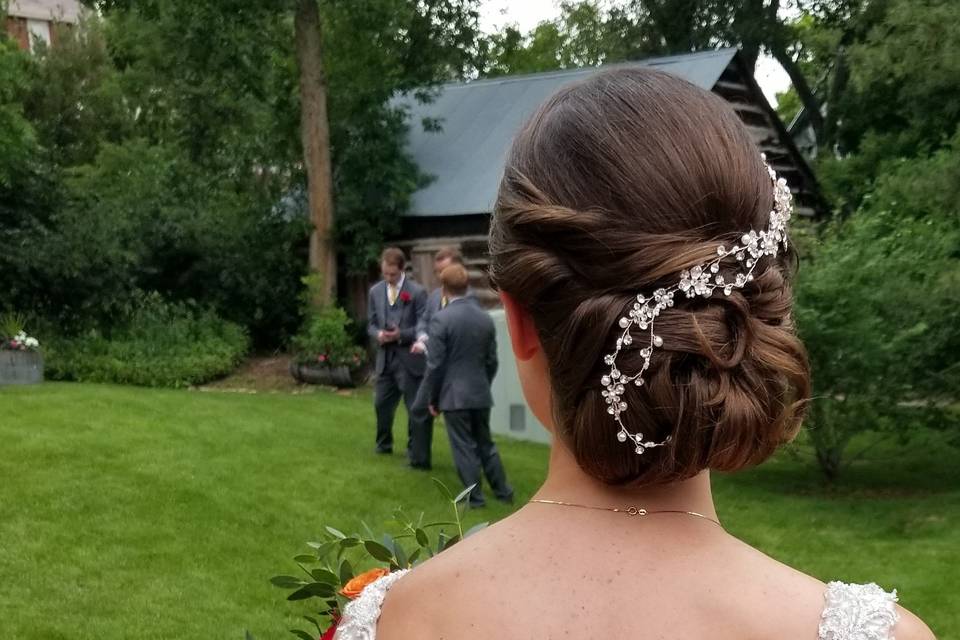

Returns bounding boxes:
[412,246,474,356]
[367,247,432,468]
[415,263,513,507]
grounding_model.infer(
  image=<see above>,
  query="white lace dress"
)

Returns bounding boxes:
[333,572,899,640]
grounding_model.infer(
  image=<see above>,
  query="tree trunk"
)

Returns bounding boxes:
[295,0,336,306]
[770,40,825,140]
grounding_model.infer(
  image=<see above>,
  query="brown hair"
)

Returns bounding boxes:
[434,246,464,265]
[380,247,406,269]
[440,263,470,297]
[489,68,810,486]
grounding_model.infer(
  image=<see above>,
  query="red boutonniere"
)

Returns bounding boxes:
[399,291,412,304]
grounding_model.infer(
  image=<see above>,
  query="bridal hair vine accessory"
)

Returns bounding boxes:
[601,154,793,455]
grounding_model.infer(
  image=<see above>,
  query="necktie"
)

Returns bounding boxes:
[388,284,398,306]
[441,296,448,309]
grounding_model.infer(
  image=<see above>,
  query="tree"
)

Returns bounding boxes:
[295,0,336,304]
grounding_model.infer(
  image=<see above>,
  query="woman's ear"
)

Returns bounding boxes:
[501,292,540,361]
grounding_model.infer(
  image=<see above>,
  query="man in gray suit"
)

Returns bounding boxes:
[412,246,474,356]
[415,263,513,507]
[367,247,432,468]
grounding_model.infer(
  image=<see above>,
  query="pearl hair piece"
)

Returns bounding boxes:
[601,154,794,455]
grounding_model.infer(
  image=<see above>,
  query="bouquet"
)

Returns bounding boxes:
[0,313,40,351]
[266,481,485,640]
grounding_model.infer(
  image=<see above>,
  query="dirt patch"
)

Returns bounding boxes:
[198,354,359,395]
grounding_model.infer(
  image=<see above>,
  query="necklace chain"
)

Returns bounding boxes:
[529,498,722,527]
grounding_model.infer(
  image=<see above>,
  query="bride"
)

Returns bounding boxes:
[336,68,935,639]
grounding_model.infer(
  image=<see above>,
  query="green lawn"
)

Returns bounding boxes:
[0,383,956,639]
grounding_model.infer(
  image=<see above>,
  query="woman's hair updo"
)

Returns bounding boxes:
[489,68,811,486]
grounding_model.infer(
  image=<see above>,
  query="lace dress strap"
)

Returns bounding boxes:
[334,569,410,640]
[818,581,899,640]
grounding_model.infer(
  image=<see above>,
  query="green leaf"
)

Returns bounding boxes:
[339,537,361,548]
[393,540,408,568]
[310,568,340,585]
[440,534,461,551]
[289,630,314,640]
[415,528,429,547]
[270,575,306,589]
[293,554,315,564]
[364,540,395,562]
[303,616,322,634]
[408,547,422,565]
[431,477,454,501]
[454,484,476,504]
[306,541,338,559]
[287,582,336,601]
[339,558,354,583]
[464,522,488,538]
[325,526,347,539]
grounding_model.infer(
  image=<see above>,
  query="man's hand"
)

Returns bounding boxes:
[410,340,426,355]
[428,404,439,417]
[377,328,400,345]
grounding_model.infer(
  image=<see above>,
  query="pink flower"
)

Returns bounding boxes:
[318,354,327,363]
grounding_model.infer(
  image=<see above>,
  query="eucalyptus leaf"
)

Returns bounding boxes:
[325,526,347,539]
[454,484,476,504]
[303,616,322,634]
[364,540,394,562]
[464,522,488,538]
[287,582,336,601]
[310,568,340,585]
[431,477,454,500]
[289,630,314,640]
[408,547,422,565]
[415,528,429,547]
[339,558,354,583]
[270,575,306,589]
[293,554,315,564]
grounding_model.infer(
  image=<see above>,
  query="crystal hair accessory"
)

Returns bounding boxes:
[602,154,793,455]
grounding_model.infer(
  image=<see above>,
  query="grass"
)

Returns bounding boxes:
[0,382,957,639]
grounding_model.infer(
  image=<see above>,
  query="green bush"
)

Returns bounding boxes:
[291,276,365,368]
[795,143,960,480]
[44,293,249,388]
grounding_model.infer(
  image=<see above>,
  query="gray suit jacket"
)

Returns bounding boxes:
[367,277,427,376]
[416,286,476,341]
[415,297,498,412]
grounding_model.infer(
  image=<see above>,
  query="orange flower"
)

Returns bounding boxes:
[340,568,389,599]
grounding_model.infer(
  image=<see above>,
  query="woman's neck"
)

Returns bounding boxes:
[532,440,719,522]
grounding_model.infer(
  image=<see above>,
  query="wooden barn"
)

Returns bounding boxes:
[350,48,821,315]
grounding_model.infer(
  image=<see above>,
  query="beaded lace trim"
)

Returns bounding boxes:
[818,581,899,640]
[334,569,410,640]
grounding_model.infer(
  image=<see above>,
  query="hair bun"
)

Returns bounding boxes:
[489,67,811,486]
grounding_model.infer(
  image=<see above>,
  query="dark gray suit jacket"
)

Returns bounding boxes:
[367,277,427,376]
[415,298,498,412]
[416,286,476,341]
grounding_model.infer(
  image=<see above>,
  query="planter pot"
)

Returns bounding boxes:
[0,350,44,386]
[289,361,364,388]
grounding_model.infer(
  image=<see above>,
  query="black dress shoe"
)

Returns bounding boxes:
[375,448,393,455]
[407,462,432,471]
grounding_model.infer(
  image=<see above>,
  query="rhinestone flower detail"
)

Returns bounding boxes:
[603,155,793,454]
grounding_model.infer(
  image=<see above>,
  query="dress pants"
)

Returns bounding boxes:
[443,408,513,506]
[374,351,433,466]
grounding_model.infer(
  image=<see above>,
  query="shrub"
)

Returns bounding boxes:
[795,148,960,479]
[44,293,248,388]
[291,276,365,368]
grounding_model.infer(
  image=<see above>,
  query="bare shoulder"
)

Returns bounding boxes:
[895,605,937,640]
[375,522,513,640]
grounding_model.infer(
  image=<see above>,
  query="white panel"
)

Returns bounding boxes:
[9,0,82,23]
[488,309,553,445]
[26,19,50,51]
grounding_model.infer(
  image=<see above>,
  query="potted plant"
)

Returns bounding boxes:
[290,278,367,388]
[0,313,43,385]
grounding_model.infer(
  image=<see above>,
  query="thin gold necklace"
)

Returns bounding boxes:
[529,498,722,527]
